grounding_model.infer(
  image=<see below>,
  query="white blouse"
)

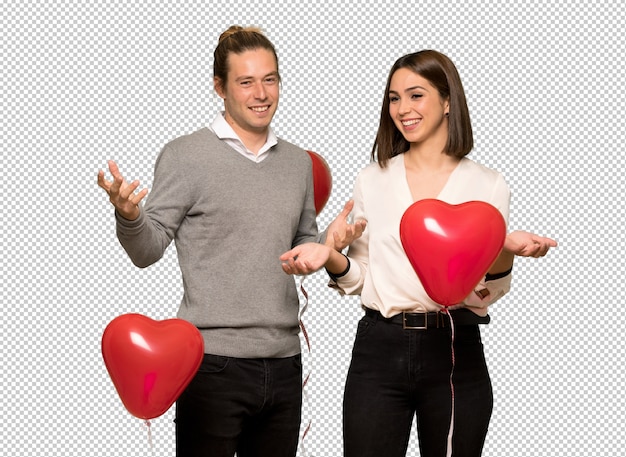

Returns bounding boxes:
[332,154,512,317]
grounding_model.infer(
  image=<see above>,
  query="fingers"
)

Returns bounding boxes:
[281,263,293,275]
[97,160,146,220]
[280,248,304,275]
[99,161,145,200]
[97,160,124,192]
[107,160,122,179]
[531,236,557,257]
[540,237,558,248]
[526,240,552,258]
[339,220,367,241]
[109,177,140,203]
[98,160,124,195]
[122,179,142,201]
[329,220,366,251]
[281,256,310,276]
[281,256,297,274]
[108,173,123,197]
[339,199,354,219]
[97,169,111,192]
[128,186,148,206]
[280,243,330,275]
[353,219,367,237]
[279,247,299,262]
[507,232,557,258]
[331,227,351,251]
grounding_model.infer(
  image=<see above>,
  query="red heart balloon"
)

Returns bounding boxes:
[306,150,332,215]
[101,314,204,420]
[400,199,506,307]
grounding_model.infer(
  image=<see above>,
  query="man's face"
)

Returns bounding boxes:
[215,48,280,141]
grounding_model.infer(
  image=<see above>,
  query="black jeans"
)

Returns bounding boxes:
[343,312,493,457]
[175,353,303,457]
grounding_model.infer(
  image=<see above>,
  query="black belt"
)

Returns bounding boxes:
[364,307,490,329]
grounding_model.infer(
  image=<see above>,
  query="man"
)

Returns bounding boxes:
[97,25,362,457]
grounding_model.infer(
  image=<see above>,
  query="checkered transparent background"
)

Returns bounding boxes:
[2,1,625,456]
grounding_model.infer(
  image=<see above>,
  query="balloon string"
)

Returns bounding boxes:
[300,319,311,353]
[444,309,456,457]
[144,419,155,455]
[300,419,312,457]
[298,276,313,457]
[299,276,311,352]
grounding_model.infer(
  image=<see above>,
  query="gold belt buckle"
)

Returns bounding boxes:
[403,311,427,330]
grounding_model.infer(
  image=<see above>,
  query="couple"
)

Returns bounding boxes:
[98,26,556,457]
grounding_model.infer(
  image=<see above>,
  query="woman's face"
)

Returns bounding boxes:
[388,68,449,148]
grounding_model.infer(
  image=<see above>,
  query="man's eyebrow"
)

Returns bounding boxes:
[235,71,279,82]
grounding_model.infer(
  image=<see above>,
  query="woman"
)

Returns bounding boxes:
[281,50,556,457]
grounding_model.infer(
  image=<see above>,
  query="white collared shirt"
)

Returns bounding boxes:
[209,112,278,163]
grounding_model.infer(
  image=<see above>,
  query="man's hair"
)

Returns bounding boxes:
[213,25,281,86]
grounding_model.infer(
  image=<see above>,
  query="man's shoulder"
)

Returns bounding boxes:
[273,138,311,168]
[160,128,233,164]
[275,137,306,155]
[166,127,218,149]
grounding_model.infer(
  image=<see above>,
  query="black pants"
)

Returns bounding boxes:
[175,354,302,457]
[343,312,493,457]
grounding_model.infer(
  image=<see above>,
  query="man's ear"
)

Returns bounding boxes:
[214,77,225,99]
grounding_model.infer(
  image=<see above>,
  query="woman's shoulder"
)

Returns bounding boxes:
[458,157,507,183]
[357,154,402,179]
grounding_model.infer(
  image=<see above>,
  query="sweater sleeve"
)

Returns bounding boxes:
[115,143,191,267]
[291,152,321,247]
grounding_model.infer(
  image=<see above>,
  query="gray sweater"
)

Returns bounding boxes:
[116,128,319,358]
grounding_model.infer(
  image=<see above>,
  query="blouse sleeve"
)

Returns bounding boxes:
[460,171,513,315]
